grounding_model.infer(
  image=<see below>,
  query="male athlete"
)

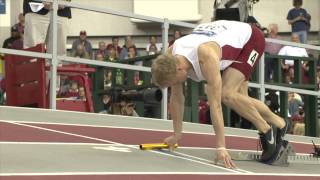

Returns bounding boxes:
[151,20,288,168]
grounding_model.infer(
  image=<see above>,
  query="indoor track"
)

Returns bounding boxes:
[0,106,319,180]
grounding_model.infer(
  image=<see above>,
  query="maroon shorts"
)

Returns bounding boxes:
[228,25,265,80]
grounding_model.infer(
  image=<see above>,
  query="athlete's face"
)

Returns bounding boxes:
[176,68,188,83]
[161,69,187,88]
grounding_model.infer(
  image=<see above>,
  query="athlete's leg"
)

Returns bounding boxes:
[221,67,271,133]
[238,80,285,129]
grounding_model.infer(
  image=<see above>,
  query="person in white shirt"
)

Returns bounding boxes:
[278,34,308,83]
[151,20,288,168]
[146,36,162,54]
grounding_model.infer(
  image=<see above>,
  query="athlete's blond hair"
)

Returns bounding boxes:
[151,54,177,88]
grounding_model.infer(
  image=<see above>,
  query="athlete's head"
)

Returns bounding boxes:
[151,54,187,88]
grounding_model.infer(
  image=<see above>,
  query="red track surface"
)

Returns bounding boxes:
[0,122,314,153]
[1,121,318,180]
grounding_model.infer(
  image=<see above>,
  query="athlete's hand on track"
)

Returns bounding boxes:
[164,135,180,151]
[214,148,236,169]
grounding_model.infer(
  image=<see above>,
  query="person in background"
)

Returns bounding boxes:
[265,23,283,82]
[72,44,90,59]
[278,34,308,83]
[72,30,93,58]
[105,46,118,62]
[94,41,108,60]
[2,26,23,50]
[12,13,25,36]
[148,44,159,55]
[107,37,121,58]
[169,30,182,47]
[23,0,71,55]
[120,36,136,60]
[287,0,310,44]
[78,86,86,101]
[95,53,105,61]
[64,80,79,98]
[146,36,162,54]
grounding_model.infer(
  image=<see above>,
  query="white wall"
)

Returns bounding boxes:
[0,0,11,47]
[253,0,320,32]
[0,0,10,26]
[1,0,319,40]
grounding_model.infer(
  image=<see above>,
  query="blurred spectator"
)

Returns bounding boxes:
[120,101,139,117]
[120,36,136,60]
[146,36,162,53]
[317,69,320,90]
[128,46,138,59]
[292,122,305,135]
[265,89,280,114]
[278,34,308,83]
[99,94,111,113]
[12,13,25,36]
[72,30,93,58]
[106,37,121,58]
[2,26,23,50]
[72,44,90,59]
[288,92,304,117]
[95,53,104,61]
[105,46,119,62]
[169,30,182,47]
[265,23,283,82]
[78,86,86,101]
[104,70,112,88]
[287,0,310,44]
[148,44,159,55]
[64,80,79,98]
[199,98,210,124]
[127,46,142,85]
[94,41,108,60]
[23,0,71,55]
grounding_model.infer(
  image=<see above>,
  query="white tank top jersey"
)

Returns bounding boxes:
[172,20,252,82]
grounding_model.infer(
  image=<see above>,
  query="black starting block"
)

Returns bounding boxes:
[312,140,320,157]
[231,140,320,166]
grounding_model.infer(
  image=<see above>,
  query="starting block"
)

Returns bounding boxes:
[231,140,320,166]
[139,143,178,150]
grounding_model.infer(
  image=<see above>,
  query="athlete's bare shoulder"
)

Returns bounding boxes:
[198,42,221,64]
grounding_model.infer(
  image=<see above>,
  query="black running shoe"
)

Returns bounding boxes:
[259,125,277,162]
[277,118,289,144]
[264,140,289,165]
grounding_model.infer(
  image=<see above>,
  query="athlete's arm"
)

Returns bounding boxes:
[198,44,224,148]
[170,83,185,139]
[198,43,235,168]
[163,46,184,149]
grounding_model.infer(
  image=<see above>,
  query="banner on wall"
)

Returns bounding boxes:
[0,0,5,14]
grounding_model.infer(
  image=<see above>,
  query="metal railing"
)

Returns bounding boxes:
[0,0,197,119]
[0,0,319,135]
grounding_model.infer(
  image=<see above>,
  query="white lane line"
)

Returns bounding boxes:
[0,142,115,146]
[93,146,132,153]
[0,172,320,176]
[2,119,317,145]
[0,119,259,140]
[5,122,244,174]
[172,151,253,173]
[178,146,313,156]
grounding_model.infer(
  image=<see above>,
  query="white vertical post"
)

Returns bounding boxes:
[161,18,169,119]
[49,0,58,109]
[259,53,265,102]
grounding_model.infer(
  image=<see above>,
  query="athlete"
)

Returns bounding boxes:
[151,20,288,168]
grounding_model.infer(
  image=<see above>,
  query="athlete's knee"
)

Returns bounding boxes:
[221,90,236,105]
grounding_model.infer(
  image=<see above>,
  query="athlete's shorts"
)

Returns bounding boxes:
[228,25,265,80]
